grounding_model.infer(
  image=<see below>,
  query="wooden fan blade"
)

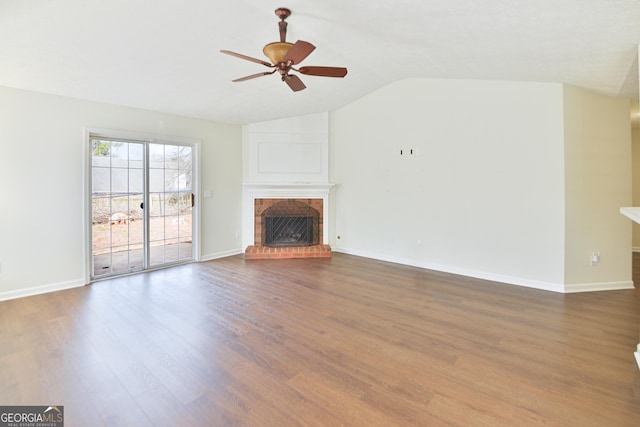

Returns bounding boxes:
[232,70,276,82]
[283,41,315,65]
[298,66,348,78]
[284,74,306,92]
[220,50,273,67]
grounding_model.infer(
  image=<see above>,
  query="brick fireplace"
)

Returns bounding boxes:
[243,184,333,260]
[245,197,331,259]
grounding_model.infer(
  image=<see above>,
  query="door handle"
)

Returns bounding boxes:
[191,193,195,207]
[140,202,144,209]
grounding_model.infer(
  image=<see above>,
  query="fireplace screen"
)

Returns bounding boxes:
[264,216,313,246]
[261,200,320,247]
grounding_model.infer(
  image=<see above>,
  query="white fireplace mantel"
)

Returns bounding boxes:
[244,182,334,194]
[242,183,334,249]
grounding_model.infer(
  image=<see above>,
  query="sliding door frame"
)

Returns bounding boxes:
[84,127,201,282]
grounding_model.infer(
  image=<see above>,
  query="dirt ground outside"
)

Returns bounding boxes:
[93,215,192,253]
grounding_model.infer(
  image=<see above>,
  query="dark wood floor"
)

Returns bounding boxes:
[1,253,639,426]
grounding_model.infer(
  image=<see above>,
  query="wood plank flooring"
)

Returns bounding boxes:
[1,253,639,426]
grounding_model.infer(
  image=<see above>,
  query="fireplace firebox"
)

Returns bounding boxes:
[261,200,319,247]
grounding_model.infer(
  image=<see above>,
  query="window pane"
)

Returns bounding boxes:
[179,240,192,260]
[165,145,180,169]
[129,249,143,271]
[164,238,180,263]
[149,144,164,168]
[149,169,164,193]
[111,195,129,217]
[92,167,110,193]
[165,169,179,192]
[129,194,143,221]
[165,216,180,239]
[110,143,128,168]
[129,195,143,245]
[179,213,192,239]
[166,193,180,215]
[148,193,165,217]
[129,169,143,193]
[110,245,130,274]
[92,221,111,250]
[149,242,164,266]
[111,168,128,193]
[149,215,164,241]
[179,170,191,191]
[92,140,111,164]
[129,143,143,169]
[179,146,192,169]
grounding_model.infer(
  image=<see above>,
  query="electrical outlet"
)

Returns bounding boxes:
[590,251,600,266]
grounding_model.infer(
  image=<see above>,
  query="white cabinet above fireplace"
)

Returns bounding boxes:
[244,112,329,185]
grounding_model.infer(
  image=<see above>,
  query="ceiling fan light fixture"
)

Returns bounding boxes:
[262,42,293,64]
[221,7,347,92]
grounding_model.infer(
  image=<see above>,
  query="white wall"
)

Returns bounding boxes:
[0,86,242,300]
[562,86,633,290]
[330,78,567,291]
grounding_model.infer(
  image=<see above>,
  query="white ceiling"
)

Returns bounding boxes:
[1,0,639,125]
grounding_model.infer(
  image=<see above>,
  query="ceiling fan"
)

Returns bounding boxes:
[220,7,347,92]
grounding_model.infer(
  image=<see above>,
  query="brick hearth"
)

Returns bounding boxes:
[244,244,332,259]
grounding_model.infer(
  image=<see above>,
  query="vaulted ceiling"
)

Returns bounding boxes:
[1,0,639,124]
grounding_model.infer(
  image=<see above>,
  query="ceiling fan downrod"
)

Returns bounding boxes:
[275,8,291,43]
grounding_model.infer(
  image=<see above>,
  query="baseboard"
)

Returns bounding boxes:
[200,248,244,262]
[0,279,87,302]
[333,247,565,293]
[333,247,635,293]
[563,281,635,293]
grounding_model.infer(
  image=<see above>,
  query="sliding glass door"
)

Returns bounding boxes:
[90,136,194,279]
[148,143,193,267]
